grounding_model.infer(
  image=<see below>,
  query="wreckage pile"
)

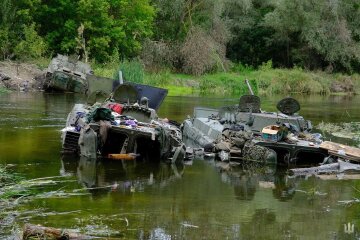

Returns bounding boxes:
[43,54,360,171]
[182,81,360,171]
[213,129,276,163]
[61,84,184,163]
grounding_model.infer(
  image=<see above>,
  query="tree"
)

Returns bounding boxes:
[0,0,43,60]
[224,0,278,67]
[35,0,154,62]
[263,0,360,71]
[14,23,47,60]
[35,0,79,55]
[149,0,230,73]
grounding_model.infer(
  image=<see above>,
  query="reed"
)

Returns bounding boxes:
[115,59,145,84]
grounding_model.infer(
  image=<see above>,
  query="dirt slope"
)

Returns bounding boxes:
[0,61,46,91]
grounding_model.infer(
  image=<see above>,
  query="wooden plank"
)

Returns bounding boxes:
[328,150,360,162]
[320,141,360,159]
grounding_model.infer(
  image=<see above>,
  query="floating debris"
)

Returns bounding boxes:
[22,224,91,240]
[180,222,199,228]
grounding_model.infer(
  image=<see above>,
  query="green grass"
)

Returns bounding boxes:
[166,86,198,96]
[94,66,360,96]
[38,59,360,96]
[0,87,11,94]
[0,165,25,200]
[92,62,118,78]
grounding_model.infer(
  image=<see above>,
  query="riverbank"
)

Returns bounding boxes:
[93,61,360,96]
[0,59,359,96]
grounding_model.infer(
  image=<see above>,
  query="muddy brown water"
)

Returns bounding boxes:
[1,92,360,239]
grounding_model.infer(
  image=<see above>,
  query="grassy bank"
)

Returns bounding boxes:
[92,61,360,96]
[2,58,356,97]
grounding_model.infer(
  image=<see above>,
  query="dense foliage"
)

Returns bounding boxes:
[0,0,359,73]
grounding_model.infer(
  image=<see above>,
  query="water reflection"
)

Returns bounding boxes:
[2,93,360,239]
[216,163,296,202]
[61,156,185,196]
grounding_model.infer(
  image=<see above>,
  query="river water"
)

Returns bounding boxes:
[1,92,360,239]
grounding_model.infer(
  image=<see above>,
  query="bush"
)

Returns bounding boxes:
[141,39,175,72]
[230,62,254,74]
[180,27,227,75]
[255,68,328,94]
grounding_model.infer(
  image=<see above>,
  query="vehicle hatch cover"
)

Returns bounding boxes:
[277,97,300,115]
[239,95,261,113]
[113,83,138,104]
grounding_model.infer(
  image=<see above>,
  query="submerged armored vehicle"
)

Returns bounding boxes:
[182,81,360,165]
[182,94,321,164]
[44,54,93,93]
[61,83,185,163]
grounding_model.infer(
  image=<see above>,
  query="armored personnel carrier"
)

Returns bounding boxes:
[44,54,93,93]
[182,81,339,165]
[61,83,185,163]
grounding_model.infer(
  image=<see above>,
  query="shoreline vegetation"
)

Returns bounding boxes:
[1,58,359,97]
[94,60,360,97]
[1,1,359,98]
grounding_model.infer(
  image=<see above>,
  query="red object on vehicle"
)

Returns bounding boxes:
[112,103,123,114]
[108,103,123,114]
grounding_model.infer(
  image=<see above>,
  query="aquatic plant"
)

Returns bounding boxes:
[0,87,11,94]
[0,167,91,238]
[317,122,360,143]
[0,165,15,187]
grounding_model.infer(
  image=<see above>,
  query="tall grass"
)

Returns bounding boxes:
[231,61,360,95]
[144,69,171,86]
[115,59,145,84]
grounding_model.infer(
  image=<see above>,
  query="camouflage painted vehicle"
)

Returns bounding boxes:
[44,54,93,93]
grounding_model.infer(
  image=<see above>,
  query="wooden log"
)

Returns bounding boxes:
[23,224,86,239]
[290,163,340,176]
[290,161,360,176]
